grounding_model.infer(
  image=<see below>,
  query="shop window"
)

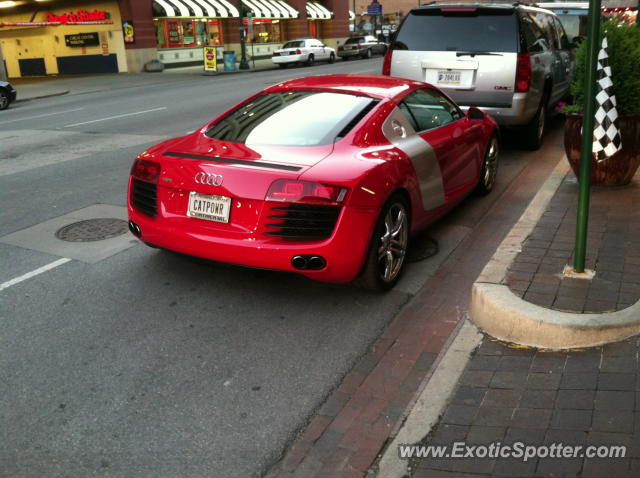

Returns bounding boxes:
[155,20,223,48]
[182,21,195,46]
[247,20,281,44]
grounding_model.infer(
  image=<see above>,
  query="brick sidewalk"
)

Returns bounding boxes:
[506,172,640,313]
[266,133,566,478]
[410,336,640,478]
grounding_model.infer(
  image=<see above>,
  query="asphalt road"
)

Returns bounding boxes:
[0,58,564,478]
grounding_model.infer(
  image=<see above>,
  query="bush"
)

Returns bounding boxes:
[565,20,640,115]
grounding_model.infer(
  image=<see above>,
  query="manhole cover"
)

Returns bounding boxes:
[55,218,129,242]
[407,235,439,263]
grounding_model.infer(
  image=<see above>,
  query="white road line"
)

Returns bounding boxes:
[0,108,84,126]
[64,107,167,128]
[0,258,72,293]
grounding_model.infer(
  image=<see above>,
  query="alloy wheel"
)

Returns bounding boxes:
[377,203,408,283]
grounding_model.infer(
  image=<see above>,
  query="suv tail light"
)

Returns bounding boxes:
[382,49,392,75]
[515,53,531,93]
[355,44,362,49]
[295,48,302,54]
[131,159,160,184]
[265,180,347,205]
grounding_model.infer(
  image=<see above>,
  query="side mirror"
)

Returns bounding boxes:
[467,107,485,120]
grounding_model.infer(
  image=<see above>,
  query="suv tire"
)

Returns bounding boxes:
[523,92,548,151]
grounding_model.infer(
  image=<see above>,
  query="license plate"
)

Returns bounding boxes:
[437,70,461,85]
[187,192,231,223]
[281,51,289,55]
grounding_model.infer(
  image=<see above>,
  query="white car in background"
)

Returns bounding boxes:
[271,38,336,67]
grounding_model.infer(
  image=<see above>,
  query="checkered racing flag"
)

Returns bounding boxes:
[592,35,622,161]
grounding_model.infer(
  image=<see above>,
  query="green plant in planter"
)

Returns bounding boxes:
[563,20,640,115]
[562,20,640,186]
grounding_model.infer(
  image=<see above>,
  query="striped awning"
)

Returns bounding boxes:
[153,0,239,18]
[306,1,333,19]
[243,0,299,18]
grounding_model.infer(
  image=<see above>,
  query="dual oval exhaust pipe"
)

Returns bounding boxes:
[128,220,142,238]
[291,255,326,271]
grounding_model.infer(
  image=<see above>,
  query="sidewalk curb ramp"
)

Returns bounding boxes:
[469,159,640,349]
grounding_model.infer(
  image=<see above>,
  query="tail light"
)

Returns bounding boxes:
[338,46,343,51]
[295,48,302,54]
[272,51,279,56]
[515,53,531,93]
[265,180,348,205]
[382,49,392,75]
[131,159,160,184]
[355,44,362,49]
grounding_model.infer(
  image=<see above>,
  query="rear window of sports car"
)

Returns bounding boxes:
[205,91,377,146]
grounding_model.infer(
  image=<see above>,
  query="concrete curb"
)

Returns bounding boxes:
[16,90,69,103]
[374,320,482,478]
[471,283,640,349]
[469,158,640,349]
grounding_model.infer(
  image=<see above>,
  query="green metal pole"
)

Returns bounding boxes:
[238,0,250,70]
[573,0,602,272]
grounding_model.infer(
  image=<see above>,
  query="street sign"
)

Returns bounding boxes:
[367,2,383,15]
[203,46,217,72]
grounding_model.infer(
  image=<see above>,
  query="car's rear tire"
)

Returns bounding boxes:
[362,49,372,59]
[522,93,548,151]
[328,53,335,64]
[306,54,314,66]
[354,194,409,291]
[475,134,500,196]
[278,63,287,69]
[0,90,9,110]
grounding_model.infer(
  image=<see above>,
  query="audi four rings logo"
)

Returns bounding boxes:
[194,172,224,186]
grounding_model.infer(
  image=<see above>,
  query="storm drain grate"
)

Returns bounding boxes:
[55,218,129,242]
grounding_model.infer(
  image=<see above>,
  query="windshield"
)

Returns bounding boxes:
[205,91,376,146]
[282,41,304,49]
[394,9,518,52]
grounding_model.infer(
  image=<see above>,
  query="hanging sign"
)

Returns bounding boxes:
[203,47,218,72]
[123,20,135,43]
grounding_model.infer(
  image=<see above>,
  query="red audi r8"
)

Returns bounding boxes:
[127,75,499,290]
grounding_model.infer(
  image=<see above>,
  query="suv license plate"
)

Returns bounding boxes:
[437,70,461,85]
[187,192,231,223]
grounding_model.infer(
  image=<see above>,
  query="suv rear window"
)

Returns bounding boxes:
[205,91,376,146]
[393,8,518,53]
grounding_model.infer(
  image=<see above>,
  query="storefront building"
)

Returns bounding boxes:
[0,0,128,77]
[0,0,349,76]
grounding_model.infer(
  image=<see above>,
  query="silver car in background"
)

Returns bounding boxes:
[338,35,388,60]
[383,3,575,149]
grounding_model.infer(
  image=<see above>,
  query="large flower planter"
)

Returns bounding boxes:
[564,113,640,186]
